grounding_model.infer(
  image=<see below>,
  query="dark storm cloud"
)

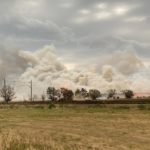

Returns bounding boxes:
[0,0,149,63]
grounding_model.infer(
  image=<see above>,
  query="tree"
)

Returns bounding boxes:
[0,85,15,103]
[122,90,134,99]
[89,89,101,100]
[80,88,88,98]
[107,89,116,99]
[60,88,74,101]
[75,88,88,99]
[47,87,57,101]
[41,94,46,101]
[75,89,80,97]
[33,94,38,101]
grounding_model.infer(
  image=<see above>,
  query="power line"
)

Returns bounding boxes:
[0,78,36,101]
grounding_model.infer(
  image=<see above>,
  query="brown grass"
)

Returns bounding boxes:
[0,105,150,150]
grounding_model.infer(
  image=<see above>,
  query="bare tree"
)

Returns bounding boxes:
[0,85,15,103]
[107,89,116,99]
[33,94,38,101]
[41,94,46,101]
[47,87,57,101]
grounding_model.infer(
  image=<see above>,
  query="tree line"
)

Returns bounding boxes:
[0,84,134,103]
[46,87,134,102]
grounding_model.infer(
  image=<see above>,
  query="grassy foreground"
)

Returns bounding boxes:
[0,105,150,150]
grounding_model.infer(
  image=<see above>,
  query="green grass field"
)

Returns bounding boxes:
[0,105,150,150]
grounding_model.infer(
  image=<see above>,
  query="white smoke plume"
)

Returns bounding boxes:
[0,44,150,100]
[105,50,144,75]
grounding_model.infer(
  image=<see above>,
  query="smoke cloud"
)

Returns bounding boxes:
[105,50,144,75]
[0,45,29,77]
[0,44,149,100]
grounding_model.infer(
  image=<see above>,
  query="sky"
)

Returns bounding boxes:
[0,0,150,99]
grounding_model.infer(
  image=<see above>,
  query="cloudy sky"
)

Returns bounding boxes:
[0,0,150,61]
[0,0,150,97]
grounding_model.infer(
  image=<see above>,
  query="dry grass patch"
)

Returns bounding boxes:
[0,106,150,149]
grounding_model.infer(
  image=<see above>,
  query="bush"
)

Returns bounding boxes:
[48,102,55,109]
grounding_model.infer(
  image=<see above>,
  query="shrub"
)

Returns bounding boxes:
[48,102,55,109]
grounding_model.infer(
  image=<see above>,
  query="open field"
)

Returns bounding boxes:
[0,105,150,150]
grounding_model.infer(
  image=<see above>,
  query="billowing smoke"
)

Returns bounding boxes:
[0,45,29,77]
[0,44,150,100]
[105,50,144,75]
[102,65,115,82]
[20,45,66,80]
